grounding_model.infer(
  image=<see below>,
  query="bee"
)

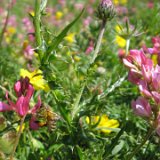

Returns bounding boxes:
[35,104,60,131]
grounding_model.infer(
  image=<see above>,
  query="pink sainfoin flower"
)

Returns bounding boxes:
[123,44,160,136]
[23,44,35,60]
[85,41,94,55]
[0,77,41,117]
[131,97,152,117]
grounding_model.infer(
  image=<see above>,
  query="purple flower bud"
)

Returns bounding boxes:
[97,0,115,21]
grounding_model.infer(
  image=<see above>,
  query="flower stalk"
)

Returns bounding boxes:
[127,127,153,160]
[9,115,26,160]
[0,0,11,47]
[34,0,43,62]
[126,38,130,55]
[90,19,107,64]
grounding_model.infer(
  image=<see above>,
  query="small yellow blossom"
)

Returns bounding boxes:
[115,25,122,33]
[7,27,16,34]
[29,11,35,17]
[16,123,25,132]
[113,0,127,5]
[86,114,119,134]
[74,55,81,62]
[55,11,63,20]
[115,35,126,48]
[152,54,158,66]
[64,33,75,43]
[20,69,50,92]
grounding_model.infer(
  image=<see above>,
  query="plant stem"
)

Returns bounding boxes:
[126,127,153,160]
[0,84,16,101]
[90,20,107,64]
[34,0,43,62]
[125,38,130,56]
[0,0,11,47]
[9,115,26,160]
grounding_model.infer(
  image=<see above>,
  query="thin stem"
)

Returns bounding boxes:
[90,20,107,64]
[9,115,26,160]
[0,84,16,101]
[34,0,43,61]
[125,38,130,56]
[126,127,153,160]
[0,0,11,47]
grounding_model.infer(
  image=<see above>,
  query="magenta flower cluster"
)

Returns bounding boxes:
[0,77,41,117]
[123,48,160,136]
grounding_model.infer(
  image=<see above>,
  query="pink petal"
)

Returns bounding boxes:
[30,96,41,114]
[16,96,29,116]
[0,102,13,112]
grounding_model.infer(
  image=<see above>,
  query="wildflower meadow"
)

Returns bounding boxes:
[0,0,160,159]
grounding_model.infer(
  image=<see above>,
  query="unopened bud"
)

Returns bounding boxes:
[97,0,116,21]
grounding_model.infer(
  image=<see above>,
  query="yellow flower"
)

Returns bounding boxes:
[16,123,25,132]
[152,54,158,66]
[64,33,75,43]
[20,69,50,92]
[115,35,126,48]
[86,115,119,134]
[55,11,63,20]
[29,11,35,17]
[7,27,16,34]
[113,0,127,5]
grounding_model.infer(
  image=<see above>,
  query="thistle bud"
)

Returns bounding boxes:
[97,0,116,21]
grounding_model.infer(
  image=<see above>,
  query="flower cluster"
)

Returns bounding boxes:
[123,49,160,136]
[0,77,41,117]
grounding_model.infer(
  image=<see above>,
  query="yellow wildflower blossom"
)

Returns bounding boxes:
[7,27,16,34]
[115,35,126,48]
[64,33,75,43]
[113,0,127,5]
[86,114,119,134]
[16,123,25,132]
[55,11,63,20]
[152,54,158,66]
[29,11,35,17]
[20,69,50,92]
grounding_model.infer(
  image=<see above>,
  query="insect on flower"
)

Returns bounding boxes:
[30,104,60,131]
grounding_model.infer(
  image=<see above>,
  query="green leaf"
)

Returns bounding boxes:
[71,83,85,120]
[31,138,44,149]
[0,131,17,154]
[43,9,84,62]
[76,145,84,160]
[111,140,125,155]
[40,0,48,12]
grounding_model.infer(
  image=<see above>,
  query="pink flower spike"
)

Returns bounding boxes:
[0,102,12,112]
[131,97,152,117]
